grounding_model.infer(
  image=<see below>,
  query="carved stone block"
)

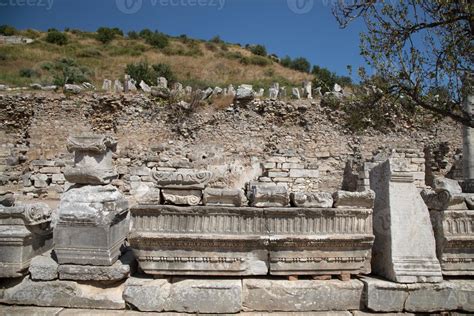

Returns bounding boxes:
[203,188,247,207]
[161,189,202,206]
[54,185,129,266]
[266,208,374,276]
[152,169,212,189]
[333,190,375,209]
[249,184,289,207]
[290,192,333,208]
[0,203,53,278]
[430,210,474,276]
[63,134,118,185]
[129,205,268,276]
[370,159,442,283]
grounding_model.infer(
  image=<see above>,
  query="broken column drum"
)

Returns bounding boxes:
[0,203,54,278]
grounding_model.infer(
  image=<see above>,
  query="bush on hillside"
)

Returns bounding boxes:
[125,61,176,86]
[0,25,17,36]
[250,44,267,56]
[96,27,122,44]
[127,31,139,39]
[45,30,68,45]
[290,57,311,73]
[44,58,91,86]
[145,32,169,49]
[312,65,352,93]
[19,68,39,78]
[240,55,272,66]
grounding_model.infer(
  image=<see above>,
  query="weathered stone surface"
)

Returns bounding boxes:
[430,209,474,276]
[0,276,125,309]
[167,278,242,313]
[139,80,151,92]
[63,84,82,94]
[242,279,363,312]
[433,177,463,194]
[266,208,374,276]
[0,191,15,206]
[152,169,212,189]
[29,252,58,281]
[0,306,64,316]
[54,185,129,266]
[249,184,289,207]
[123,277,242,313]
[362,276,474,313]
[421,188,467,210]
[333,190,375,209]
[203,188,247,206]
[290,192,333,208]
[64,134,118,185]
[161,189,202,206]
[235,85,255,101]
[370,159,442,283]
[0,203,54,278]
[129,205,268,276]
[122,277,169,312]
[58,250,135,281]
[157,77,168,89]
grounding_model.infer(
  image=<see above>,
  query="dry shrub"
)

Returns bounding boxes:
[212,94,234,110]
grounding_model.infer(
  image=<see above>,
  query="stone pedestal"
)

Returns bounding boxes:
[63,135,118,185]
[54,185,129,265]
[370,159,442,283]
[0,203,53,278]
[54,134,129,267]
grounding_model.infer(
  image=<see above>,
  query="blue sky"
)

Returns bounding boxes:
[0,0,368,78]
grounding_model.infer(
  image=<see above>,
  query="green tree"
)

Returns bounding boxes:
[250,44,267,56]
[333,1,473,126]
[45,30,68,45]
[291,57,311,73]
[96,27,122,44]
[45,58,90,86]
[0,25,16,36]
[145,32,169,49]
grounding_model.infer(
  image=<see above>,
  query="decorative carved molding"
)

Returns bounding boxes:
[152,170,213,189]
[66,135,117,154]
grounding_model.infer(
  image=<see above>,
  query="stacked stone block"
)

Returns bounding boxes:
[53,134,132,282]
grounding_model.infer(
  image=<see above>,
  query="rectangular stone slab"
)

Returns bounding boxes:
[129,205,268,276]
[242,279,364,312]
[430,209,474,276]
[265,208,374,275]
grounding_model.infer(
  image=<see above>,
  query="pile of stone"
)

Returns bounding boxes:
[23,159,67,199]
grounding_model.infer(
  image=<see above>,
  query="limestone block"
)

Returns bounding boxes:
[58,250,135,281]
[129,205,268,276]
[433,177,463,194]
[290,168,319,178]
[29,252,58,281]
[122,277,170,312]
[333,190,375,209]
[242,279,364,312]
[0,276,125,309]
[430,209,474,276]
[290,191,333,208]
[152,169,212,189]
[203,188,247,206]
[249,184,289,207]
[64,135,118,185]
[370,159,442,283]
[166,279,242,313]
[54,185,129,266]
[162,189,202,206]
[0,203,54,278]
[266,208,374,276]
[123,278,242,313]
[51,174,66,184]
[362,276,474,313]
[421,188,467,210]
[40,167,61,174]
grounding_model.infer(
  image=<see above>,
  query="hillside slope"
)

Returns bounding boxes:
[0,30,312,89]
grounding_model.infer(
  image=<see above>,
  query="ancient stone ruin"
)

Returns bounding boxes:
[0,86,473,313]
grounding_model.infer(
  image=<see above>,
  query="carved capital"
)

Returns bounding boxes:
[67,134,117,154]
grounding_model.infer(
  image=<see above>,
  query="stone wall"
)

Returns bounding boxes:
[0,92,464,201]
